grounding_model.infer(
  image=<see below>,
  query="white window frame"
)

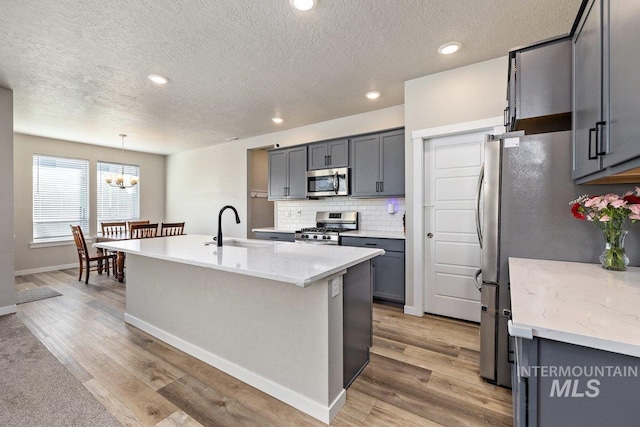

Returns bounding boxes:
[96,161,140,230]
[32,154,90,245]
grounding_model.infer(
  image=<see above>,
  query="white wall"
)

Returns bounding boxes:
[166,105,404,238]
[403,56,508,312]
[14,133,166,273]
[0,87,15,313]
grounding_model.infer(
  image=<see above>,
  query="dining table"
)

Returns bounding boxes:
[94,232,131,282]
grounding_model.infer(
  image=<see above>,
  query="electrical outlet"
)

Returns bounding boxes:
[297,210,302,217]
[331,278,340,297]
[284,210,291,218]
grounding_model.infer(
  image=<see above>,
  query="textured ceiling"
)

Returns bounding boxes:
[0,0,582,154]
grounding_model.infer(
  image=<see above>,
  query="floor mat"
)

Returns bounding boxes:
[16,287,62,304]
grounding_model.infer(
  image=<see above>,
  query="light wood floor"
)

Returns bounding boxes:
[15,269,512,426]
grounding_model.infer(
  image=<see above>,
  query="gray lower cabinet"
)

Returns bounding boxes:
[351,129,405,197]
[253,231,294,242]
[340,236,405,303]
[268,146,307,200]
[307,138,349,170]
[342,260,373,388]
[513,336,640,426]
[572,0,640,182]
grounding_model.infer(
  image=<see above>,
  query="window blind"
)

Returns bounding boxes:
[33,155,89,240]
[97,161,140,229]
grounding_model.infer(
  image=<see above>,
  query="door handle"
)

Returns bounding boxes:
[588,127,598,160]
[376,182,379,192]
[474,268,482,291]
[333,171,339,194]
[328,155,331,165]
[379,181,383,192]
[595,121,607,156]
[427,233,433,238]
[503,107,509,128]
[475,163,484,249]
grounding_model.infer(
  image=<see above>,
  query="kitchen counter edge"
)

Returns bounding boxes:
[508,257,640,358]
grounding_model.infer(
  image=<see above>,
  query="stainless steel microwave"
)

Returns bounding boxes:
[306,167,349,197]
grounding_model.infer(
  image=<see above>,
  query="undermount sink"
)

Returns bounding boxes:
[204,239,276,248]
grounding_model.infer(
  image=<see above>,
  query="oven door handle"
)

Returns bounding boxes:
[334,171,339,194]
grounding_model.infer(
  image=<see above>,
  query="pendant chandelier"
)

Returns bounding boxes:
[105,134,139,189]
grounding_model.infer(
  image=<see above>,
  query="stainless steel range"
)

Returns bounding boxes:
[295,211,358,245]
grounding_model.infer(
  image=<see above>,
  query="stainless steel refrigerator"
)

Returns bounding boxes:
[477,130,640,388]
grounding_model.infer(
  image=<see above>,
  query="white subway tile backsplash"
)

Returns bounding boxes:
[275,197,405,232]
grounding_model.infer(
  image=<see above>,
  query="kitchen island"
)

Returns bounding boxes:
[94,234,383,424]
[508,257,640,426]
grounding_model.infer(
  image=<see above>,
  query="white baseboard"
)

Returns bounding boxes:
[0,304,17,316]
[15,263,77,276]
[124,313,344,424]
[403,305,424,317]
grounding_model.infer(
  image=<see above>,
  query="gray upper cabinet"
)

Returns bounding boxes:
[268,150,288,199]
[351,134,380,196]
[351,129,405,197]
[380,130,405,196]
[268,146,307,200]
[572,0,604,179]
[605,0,640,169]
[507,36,572,133]
[307,138,349,170]
[573,0,640,182]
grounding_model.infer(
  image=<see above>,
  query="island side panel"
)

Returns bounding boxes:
[124,253,344,421]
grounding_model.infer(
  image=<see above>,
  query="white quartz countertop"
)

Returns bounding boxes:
[95,234,383,287]
[341,230,406,240]
[509,257,640,357]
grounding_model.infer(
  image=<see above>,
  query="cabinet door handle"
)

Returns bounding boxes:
[588,127,598,160]
[376,182,379,192]
[365,243,378,246]
[379,181,383,193]
[324,155,328,165]
[503,107,509,128]
[328,155,331,165]
[595,121,607,156]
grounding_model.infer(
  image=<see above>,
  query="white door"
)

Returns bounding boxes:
[423,131,484,322]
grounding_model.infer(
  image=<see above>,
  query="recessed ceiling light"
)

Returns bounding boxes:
[438,42,461,55]
[365,91,381,100]
[290,0,316,11]
[148,74,169,84]
[272,117,284,124]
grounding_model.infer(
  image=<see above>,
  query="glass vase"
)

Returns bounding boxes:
[600,230,629,271]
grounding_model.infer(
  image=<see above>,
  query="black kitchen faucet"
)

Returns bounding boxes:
[217,205,241,247]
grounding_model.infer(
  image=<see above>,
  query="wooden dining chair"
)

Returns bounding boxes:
[101,221,126,235]
[160,222,185,236]
[127,220,150,234]
[130,223,159,239]
[70,225,117,285]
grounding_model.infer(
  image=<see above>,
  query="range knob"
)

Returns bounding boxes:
[322,235,328,240]
[313,235,318,239]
